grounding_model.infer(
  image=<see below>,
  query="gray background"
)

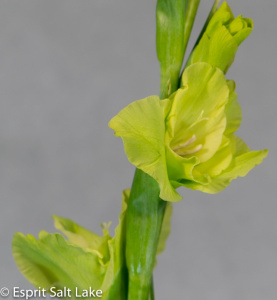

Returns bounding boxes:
[0,1,276,299]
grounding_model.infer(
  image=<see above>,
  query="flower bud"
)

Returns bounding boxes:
[187,1,253,73]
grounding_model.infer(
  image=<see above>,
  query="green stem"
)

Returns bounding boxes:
[159,66,180,99]
[178,0,201,85]
[149,276,155,300]
[126,169,166,300]
[156,0,189,99]
[183,0,201,53]
[126,2,202,299]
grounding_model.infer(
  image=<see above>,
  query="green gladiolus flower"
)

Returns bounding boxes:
[186,1,253,73]
[109,62,268,202]
[12,190,130,300]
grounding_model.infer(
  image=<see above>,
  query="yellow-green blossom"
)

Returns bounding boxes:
[109,62,268,202]
[12,191,129,300]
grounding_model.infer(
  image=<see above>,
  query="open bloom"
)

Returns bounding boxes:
[109,62,268,202]
[12,191,129,300]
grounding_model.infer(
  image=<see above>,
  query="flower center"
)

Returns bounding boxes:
[172,134,202,157]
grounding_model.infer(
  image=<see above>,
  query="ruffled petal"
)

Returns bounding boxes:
[193,136,268,193]
[53,215,110,261]
[109,96,181,202]
[224,80,242,136]
[168,62,229,163]
[12,190,130,300]
[12,232,106,295]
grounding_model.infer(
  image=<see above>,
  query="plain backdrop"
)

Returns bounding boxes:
[0,1,276,299]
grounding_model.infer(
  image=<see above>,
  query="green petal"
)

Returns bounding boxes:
[179,134,268,193]
[12,232,105,295]
[109,96,164,170]
[186,2,253,73]
[217,135,268,184]
[194,135,232,177]
[53,215,111,262]
[232,135,250,156]
[103,189,128,300]
[153,202,173,268]
[226,15,253,46]
[170,62,229,163]
[156,202,172,256]
[165,145,199,183]
[206,151,268,193]
[224,80,242,136]
[109,96,181,202]
[13,190,129,299]
[194,136,268,193]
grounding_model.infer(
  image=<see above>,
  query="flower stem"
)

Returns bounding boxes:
[183,0,200,53]
[156,0,189,99]
[126,169,166,300]
[149,276,155,300]
[126,2,202,299]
